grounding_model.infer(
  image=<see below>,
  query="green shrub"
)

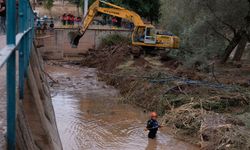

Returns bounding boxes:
[44,0,54,10]
[101,34,129,46]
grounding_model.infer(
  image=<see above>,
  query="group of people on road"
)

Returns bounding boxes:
[0,0,6,34]
[35,16,55,35]
[61,13,82,26]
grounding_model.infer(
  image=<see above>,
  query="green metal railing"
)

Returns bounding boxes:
[0,0,34,149]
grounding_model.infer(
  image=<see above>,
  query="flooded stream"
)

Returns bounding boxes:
[47,64,198,150]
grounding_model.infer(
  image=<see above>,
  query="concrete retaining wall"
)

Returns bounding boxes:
[16,44,62,150]
[37,28,131,59]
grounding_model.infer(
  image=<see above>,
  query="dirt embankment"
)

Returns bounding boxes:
[81,42,250,150]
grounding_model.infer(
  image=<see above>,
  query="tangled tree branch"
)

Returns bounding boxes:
[205,3,237,35]
[206,21,231,42]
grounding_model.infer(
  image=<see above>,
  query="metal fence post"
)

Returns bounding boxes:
[28,8,31,59]
[6,0,16,149]
[1,1,34,149]
[18,0,25,99]
[24,2,29,75]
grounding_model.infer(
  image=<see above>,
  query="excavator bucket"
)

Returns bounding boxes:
[68,30,83,48]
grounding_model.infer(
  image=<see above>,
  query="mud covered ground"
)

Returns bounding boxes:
[81,42,250,150]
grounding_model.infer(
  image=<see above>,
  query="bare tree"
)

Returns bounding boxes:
[160,0,250,64]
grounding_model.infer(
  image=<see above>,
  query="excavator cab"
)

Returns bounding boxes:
[132,26,157,46]
[144,26,156,44]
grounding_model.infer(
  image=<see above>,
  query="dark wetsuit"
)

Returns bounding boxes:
[146,119,159,139]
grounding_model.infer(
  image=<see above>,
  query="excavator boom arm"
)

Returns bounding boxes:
[70,0,146,47]
[81,0,145,33]
[79,0,100,34]
[100,0,125,10]
[97,8,145,27]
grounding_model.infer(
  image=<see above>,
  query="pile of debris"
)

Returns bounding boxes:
[200,113,249,150]
[163,102,250,149]
[81,39,250,149]
[82,42,141,71]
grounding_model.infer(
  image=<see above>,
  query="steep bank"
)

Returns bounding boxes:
[16,44,62,149]
[81,42,250,149]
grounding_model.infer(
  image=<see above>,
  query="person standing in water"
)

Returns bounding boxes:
[145,112,162,139]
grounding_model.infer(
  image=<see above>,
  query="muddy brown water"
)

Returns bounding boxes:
[47,64,198,150]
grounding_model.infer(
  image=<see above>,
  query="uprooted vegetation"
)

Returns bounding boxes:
[81,34,250,149]
[100,34,130,47]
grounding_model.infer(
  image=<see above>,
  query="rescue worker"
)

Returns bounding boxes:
[70,15,75,26]
[67,14,71,26]
[76,17,81,26]
[36,19,42,34]
[62,13,67,26]
[145,112,162,139]
[49,18,54,29]
[111,17,117,26]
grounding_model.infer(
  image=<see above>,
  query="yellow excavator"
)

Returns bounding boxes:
[69,0,180,50]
